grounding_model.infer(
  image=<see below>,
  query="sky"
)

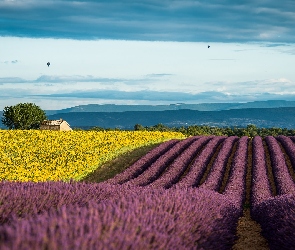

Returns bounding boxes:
[0,0,295,110]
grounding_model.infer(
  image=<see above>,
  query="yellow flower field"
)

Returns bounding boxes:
[0,130,185,182]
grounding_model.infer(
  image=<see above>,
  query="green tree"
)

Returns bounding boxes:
[245,124,258,137]
[88,126,105,131]
[152,123,170,131]
[134,124,145,131]
[1,103,47,129]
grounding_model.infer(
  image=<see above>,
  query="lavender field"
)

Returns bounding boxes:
[1,135,295,249]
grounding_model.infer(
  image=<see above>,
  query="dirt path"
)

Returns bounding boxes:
[232,139,269,249]
[233,209,269,250]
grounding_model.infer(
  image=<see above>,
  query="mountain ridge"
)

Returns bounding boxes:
[44,100,295,115]
[1,101,295,129]
[45,107,295,130]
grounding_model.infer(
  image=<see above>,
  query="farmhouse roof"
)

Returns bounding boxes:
[41,118,68,126]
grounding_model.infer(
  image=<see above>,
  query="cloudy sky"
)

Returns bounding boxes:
[1,0,295,110]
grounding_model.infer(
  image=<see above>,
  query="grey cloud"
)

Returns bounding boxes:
[145,73,173,78]
[0,77,27,83]
[260,43,292,47]
[34,75,122,83]
[34,75,160,85]
[34,90,228,101]
[33,89,295,103]
[0,0,294,43]
[3,60,19,64]
[209,59,236,61]
[0,74,168,85]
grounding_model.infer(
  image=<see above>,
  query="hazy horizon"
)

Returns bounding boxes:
[1,1,294,110]
[34,100,295,111]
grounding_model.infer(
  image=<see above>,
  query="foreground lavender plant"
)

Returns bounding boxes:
[0,183,240,250]
[123,137,201,186]
[106,139,180,184]
[147,136,213,188]
[264,136,295,195]
[223,136,248,211]
[251,136,273,207]
[123,136,203,187]
[200,136,238,191]
[276,135,295,173]
[251,195,295,250]
[0,181,122,224]
[175,136,226,188]
[251,136,295,249]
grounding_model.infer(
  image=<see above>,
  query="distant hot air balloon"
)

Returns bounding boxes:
[47,62,50,67]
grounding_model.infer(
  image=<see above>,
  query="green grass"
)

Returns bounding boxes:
[81,143,161,183]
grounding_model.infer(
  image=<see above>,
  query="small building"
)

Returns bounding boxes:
[40,118,72,131]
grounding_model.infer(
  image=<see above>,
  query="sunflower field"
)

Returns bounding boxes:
[0,130,185,182]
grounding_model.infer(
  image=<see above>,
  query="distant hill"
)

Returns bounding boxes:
[44,100,295,115]
[0,111,2,128]
[2,102,295,130]
[45,107,295,130]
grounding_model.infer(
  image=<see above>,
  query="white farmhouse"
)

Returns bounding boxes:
[40,118,72,131]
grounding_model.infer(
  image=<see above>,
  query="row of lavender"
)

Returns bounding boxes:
[0,182,240,249]
[251,136,295,249]
[109,134,295,249]
[1,135,295,249]
[109,135,249,209]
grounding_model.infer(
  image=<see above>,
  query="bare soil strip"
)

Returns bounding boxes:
[245,139,253,207]
[218,140,238,193]
[232,209,269,250]
[232,139,270,250]
[177,138,211,182]
[263,140,277,196]
[198,139,224,186]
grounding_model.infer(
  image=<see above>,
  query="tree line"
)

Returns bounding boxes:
[88,123,295,137]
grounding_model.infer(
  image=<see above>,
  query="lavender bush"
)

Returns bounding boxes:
[251,195,295,250]
[200,136,238,191]
[251,136,273,207]
[0,181,122,224]
[0,182,240,250]
[276,135,295,173]
[106,139,180,184]
[223,136,248,210]
[175,136,226,188]
[264,136,295,195]
[251,136,295,249]
[147,136,213,188]
[123,136,205,187]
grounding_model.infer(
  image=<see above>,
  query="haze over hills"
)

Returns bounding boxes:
[44,100,295,115]
[1,100,295,129]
